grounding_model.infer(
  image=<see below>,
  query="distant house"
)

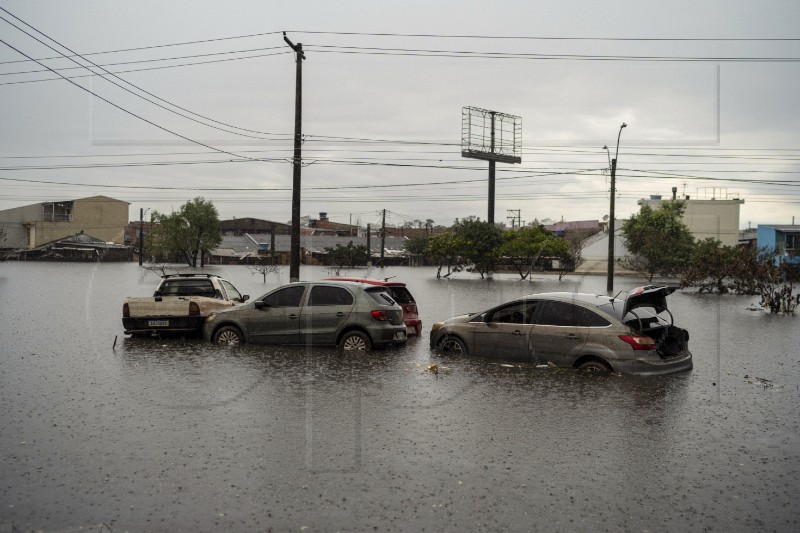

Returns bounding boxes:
[638,194,744,247]
[20,232,131,262]
[218,217,291,236]
[0,195,129,251]
[757,224,800,265]
[543,220,602,237]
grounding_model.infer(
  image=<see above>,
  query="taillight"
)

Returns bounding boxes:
[189,301,200,316]
[619,334,656,351]
[122,303,130,318]
[371,310,389,321]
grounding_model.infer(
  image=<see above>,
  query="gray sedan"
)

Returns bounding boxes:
[204,281,407,350]
[430,286,692,375]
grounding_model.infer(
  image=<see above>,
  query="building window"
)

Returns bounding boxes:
[41,202,73,222]
[785,233,799,254]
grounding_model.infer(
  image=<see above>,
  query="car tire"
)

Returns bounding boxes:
[213,325,244,345]
[439,335,468,355]
[578,359,612,373]
[339,331,371,351]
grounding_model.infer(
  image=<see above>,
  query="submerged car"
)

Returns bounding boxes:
[430,286,692,375]
[324,277,422,336]
[203,281,407,350]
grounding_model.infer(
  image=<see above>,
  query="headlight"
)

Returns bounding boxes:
[431,321,444,332]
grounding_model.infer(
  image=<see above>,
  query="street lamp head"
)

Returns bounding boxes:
[621,122,627,129]
[602,145,608,150]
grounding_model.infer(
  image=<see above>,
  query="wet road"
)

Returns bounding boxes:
[1,263,798,531]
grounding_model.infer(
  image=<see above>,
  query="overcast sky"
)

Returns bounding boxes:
[1,0,798,230]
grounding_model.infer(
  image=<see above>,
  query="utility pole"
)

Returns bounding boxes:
[138,208,144,266]
[380,209,386,264]
[284,32,305,282]
[488,112,496,224]
[366,223,371,265]
[606,122,627,293]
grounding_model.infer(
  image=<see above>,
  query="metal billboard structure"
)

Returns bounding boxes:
[461,107,522,223]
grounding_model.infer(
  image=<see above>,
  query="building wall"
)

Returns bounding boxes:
[0,196,129,249]
[640,198,743,247]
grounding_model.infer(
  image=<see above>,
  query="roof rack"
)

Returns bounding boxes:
[161,273,220,279]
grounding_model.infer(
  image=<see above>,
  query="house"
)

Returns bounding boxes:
[218,217,291,236]
[20,232,131,262]
[638,193,744,247]
[757,224,800,265]
[0,195,129,250]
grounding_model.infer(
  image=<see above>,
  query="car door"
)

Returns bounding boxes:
[470,300,539,360]
[530,300,590,366]
[300,285,356,345]
[248,284,306,344]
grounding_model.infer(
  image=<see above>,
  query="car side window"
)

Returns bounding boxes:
[263,285,305,307]
[537,301,588,327]
[308,286,354,306]
[489,301,538,324]
[584,309,611,327]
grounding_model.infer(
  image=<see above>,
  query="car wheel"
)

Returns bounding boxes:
[213,325,244,345]
[439,336,468,355]
[339,331,371,351]
[578,359,611,373]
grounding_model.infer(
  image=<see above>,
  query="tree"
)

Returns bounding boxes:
[681,238,736,293]
[452,217,504,279]
[147,197,222,267]
[501,226,569,280]
[323,241,368,269]
[403,236,429,255]
[621,201,695,281]
[250,256,280,283]
[427,232,464,279]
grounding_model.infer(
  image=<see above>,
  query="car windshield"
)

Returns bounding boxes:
[365,287,396,306]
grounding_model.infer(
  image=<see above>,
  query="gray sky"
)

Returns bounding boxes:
[1,0,798,230]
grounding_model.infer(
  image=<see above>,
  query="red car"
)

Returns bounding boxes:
[324,277,422,336]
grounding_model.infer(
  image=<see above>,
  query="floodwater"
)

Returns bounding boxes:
[1,262,798,532]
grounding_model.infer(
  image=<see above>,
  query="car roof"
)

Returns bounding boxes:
[522,292,617,307]
[322,277,406,287]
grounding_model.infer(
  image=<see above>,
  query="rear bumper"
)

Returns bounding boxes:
[611,350,693,376]
[368,325,408,347]
[405,318,422,336]
[123,316,205,334]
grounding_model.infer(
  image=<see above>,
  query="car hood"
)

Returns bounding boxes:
[624,285,677,315]
[443,313,476,325]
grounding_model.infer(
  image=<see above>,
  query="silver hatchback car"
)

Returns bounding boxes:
[204,281,407,350]
[430,286,692,375]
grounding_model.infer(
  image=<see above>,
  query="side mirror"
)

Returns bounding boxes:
[241,295,249,302]
[254,300,266,310]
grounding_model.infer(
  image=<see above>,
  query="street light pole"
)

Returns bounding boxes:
[284,32,305,282]
[606,122,627,293]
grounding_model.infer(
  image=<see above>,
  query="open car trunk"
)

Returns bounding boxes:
[623,286,690,358]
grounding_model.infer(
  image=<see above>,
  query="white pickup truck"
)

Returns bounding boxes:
[122,274,249,335]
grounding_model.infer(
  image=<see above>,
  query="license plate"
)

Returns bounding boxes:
[148,319,170,327]
[394,331,406,340]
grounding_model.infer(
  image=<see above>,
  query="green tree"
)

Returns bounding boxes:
[453,217,504,279]
[501,226,570,280]
[427,232,464,279]
[621,201,695,281]
[682,238,736,293]
[404,235,429,255]
[147,197,222,267]
[323,241,368,269]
